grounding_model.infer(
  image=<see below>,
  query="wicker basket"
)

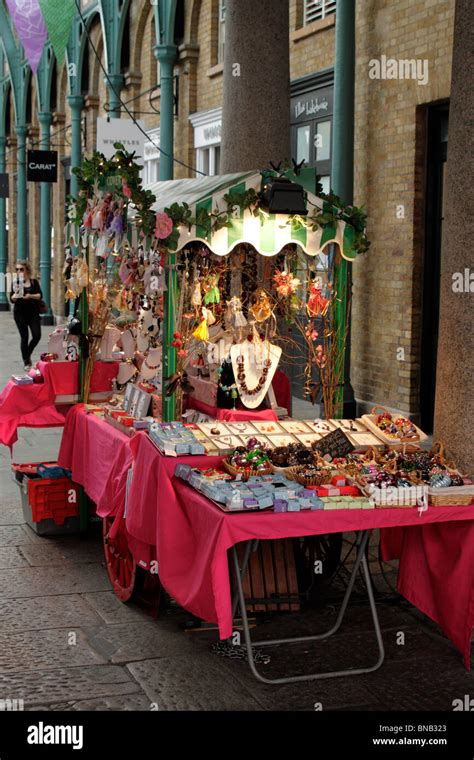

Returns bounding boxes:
[428,485,474,507]
[361,406,427,447]
[286,466,333,487]
[222,458,274,481]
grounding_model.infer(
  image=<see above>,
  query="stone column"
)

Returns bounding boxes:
[220,0,290,173]
[433,0,474,473]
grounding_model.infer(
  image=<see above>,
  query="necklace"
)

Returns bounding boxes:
[144,352,161,370]
[236,355,272,396]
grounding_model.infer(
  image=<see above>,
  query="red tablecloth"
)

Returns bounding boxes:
[186,396,278,422]
[58,404,132,516]
[381,524,474,669]
[0,361,118,449]
[57,408,474,668]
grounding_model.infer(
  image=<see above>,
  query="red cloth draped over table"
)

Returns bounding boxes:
[127,432,474,666]
[0,361,118,449]
[55,408,474,668]
[58,404,133,517]
[186,397,279,422]
[380,525,474,669]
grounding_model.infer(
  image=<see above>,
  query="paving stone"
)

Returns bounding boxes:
[19,539,103,567]
[27,694,153,711]
[0,525,37,546]
[0,546,29,568]
[0,507,25,525]
[84,621,195,663]
[127,655,265,711]
[0,595,102,633]
[0,665,143,707]
[0,628,106,673]
[83,591,150,624]
[360,659,474,711]
[0,564,111,598]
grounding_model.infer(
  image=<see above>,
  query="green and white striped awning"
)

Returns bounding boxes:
[148,171,357,260]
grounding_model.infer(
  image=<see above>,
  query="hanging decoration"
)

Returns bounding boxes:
[6,0,48,73]
[38,0,75,66]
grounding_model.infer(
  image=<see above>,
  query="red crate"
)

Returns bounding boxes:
[12,461,57,478]
[27,478,79,526]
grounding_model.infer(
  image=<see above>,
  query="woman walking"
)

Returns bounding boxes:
[10,262,43,370]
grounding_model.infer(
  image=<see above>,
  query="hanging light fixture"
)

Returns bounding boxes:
[260,177,308,215]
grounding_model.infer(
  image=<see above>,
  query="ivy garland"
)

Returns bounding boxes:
[161,178,369,256]
[70,149,369,257]
[70,142,157,237]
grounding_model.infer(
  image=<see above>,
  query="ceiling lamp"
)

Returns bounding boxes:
[260,177,308,215]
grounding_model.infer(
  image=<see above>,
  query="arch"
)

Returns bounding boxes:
[132,1,154,73]
[189,0,203,44]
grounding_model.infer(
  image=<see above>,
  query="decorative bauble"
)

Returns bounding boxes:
[429,473,452,488]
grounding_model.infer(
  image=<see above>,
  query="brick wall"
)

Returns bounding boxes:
[16,0,455,420]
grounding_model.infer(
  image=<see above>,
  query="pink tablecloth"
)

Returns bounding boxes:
[0,361,118,449]
[186,397,278,422]
[126,432,474,667]
[56,408,474,669]
[58,404,133,517]
[381,524,474,669]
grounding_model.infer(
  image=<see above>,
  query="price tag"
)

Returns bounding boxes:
[313,427,355,461]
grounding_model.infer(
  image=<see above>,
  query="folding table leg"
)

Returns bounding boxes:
[231,539,259,619]
[231,530,385,684]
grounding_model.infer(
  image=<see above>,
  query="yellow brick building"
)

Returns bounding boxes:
[4,0,455,428]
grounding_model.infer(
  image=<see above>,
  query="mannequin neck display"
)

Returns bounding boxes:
[230,338,281,409]
[100,325,122,362]
[138,347,162,381]
[120,328,136,359]
[117,361,138,385]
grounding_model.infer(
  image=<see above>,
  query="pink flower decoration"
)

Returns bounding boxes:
[122,183,132,199]
[155,212,173,240]
[178,349,188,358]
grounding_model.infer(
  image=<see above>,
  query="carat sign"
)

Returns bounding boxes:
[27,151,58,182]
[96,117,145,159]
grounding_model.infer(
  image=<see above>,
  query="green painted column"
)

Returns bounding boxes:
[155,44,177,421]
[331,0,356,419]
[0,135,7,310]
[106,73,124,119]
[155,46,176,182]
[38,112,53,324]
[67,95,84,198]
[15,125,28,262]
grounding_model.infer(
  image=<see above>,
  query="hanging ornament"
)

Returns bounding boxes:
[307,285,330,317]
[225,296,247,329]
[250,288,273,323]
[273,269,300,299]
[202,272,220,305]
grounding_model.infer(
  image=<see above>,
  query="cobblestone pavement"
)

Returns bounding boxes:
[0,313,472,711]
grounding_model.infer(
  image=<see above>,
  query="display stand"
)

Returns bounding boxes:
[231,530,385,684]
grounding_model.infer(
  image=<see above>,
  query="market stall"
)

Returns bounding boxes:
[4,145,473,680]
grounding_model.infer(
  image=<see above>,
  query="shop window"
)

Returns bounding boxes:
[217,0,226,64]
[304,0,337,26]
[196,145,220,177]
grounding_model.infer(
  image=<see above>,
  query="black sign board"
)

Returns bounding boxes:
[27,150,58,183]
[0,173,8,198]
[313,427,355,461]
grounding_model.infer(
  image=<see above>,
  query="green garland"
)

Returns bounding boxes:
[160,179,369,256]
[70,143,156,237]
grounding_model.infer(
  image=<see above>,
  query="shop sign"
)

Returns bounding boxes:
[291,87,333,122]
[97,170,123,192]
[96,117,145,159]
[27,151,58,182]
[0,173,8,198]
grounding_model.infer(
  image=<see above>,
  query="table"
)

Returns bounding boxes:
[0,361,118,449]
[58,407,474,672]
